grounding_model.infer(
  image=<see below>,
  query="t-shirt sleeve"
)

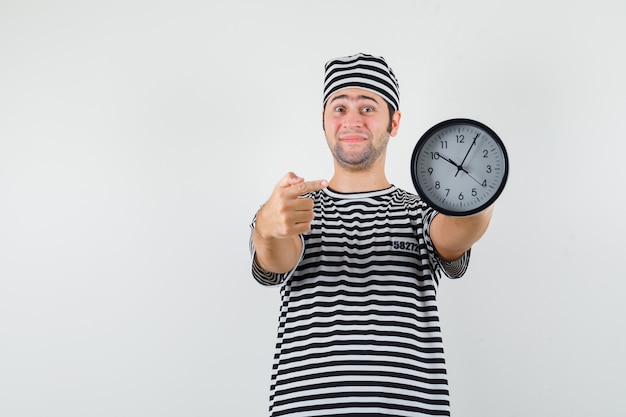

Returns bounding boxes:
[248,213,304,286]
[423,209,471,279]
[436,249,471,279]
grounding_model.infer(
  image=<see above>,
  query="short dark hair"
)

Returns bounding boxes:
[386,101,395,133]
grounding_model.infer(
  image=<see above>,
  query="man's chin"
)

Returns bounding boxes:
[336,158,373,172]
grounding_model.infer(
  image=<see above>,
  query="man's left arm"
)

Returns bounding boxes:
[430,205,494,262]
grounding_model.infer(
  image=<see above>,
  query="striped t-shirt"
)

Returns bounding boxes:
[250,186,470,417]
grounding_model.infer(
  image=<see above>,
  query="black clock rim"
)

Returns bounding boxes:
[410,118,509,217]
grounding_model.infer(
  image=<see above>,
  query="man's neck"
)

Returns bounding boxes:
[327,168,391,193]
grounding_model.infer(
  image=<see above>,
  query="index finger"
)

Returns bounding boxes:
[287,179,328,197]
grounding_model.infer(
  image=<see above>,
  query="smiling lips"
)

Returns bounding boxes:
[339,134,367,143]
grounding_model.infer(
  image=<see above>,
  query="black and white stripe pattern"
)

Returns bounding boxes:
[323,53,400,111]
[250,186,470,416]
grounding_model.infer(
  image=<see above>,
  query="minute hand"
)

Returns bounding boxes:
[456,136,478,177]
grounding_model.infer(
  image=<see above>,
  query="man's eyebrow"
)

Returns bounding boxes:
[329,94,379,104]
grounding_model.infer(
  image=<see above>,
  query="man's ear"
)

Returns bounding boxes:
[390,110,402,137]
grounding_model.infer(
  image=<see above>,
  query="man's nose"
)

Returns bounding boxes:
[342,109,363,128]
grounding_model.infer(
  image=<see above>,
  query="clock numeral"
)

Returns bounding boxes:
[456,134,465,143]
[483,149,489,158]
[472,188,477,197]
[486,165,492,173]
[427,167,434,175]
[440,140,448,149]
[458,192,464,201]
[435,181,441,189]
[429,152,440,160]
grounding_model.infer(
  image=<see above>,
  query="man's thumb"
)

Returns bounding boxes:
[277,172,304,188]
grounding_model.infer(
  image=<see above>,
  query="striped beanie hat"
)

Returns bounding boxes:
[323,53,400,111]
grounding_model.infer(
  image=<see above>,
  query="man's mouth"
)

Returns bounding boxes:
[339,135,367,143]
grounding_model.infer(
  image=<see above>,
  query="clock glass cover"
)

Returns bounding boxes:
[411,118,509,216]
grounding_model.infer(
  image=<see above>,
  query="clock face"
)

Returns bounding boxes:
[411,119,509,216]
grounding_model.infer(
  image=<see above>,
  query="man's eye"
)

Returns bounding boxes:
[334,106,345,112]
[362,106,374,113]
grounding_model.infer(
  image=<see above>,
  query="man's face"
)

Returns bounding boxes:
[323,88,400,172]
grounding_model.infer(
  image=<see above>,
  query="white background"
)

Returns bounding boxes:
[1,1,625,416]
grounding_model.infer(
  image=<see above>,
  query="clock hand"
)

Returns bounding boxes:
[437,153,463,174]
[439,152,486,186]
[459,167,485,187]
[456,134,479,177]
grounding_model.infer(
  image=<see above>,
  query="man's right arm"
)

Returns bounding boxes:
[252,172,328,274]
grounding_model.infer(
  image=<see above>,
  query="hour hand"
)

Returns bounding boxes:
[437,153,462,173]
[437,153,460,168]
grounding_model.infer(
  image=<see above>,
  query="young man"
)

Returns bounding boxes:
[250,53,493,416]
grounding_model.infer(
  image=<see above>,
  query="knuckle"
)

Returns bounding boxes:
[296,182,307,193]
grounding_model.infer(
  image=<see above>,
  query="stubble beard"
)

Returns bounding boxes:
[331,132,390,172]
